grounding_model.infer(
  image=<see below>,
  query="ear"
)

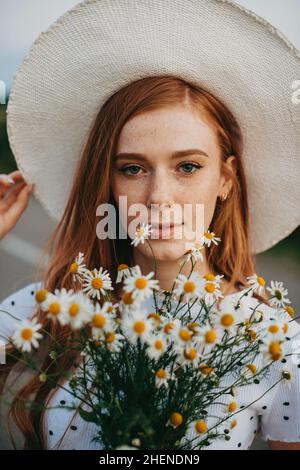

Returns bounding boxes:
[218,155,236,196]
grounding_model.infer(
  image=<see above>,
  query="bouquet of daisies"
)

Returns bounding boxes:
[2,226,298,450]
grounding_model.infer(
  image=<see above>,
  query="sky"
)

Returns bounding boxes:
[0,0,300,95]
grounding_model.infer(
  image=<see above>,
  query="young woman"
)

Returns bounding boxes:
[1,0,300,451]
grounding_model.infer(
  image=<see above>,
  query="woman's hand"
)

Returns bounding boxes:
[0,170,34,240]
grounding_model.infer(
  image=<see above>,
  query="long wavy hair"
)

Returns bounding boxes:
[0,75,268,449]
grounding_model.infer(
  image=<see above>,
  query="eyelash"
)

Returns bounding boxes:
[119,162,203,176]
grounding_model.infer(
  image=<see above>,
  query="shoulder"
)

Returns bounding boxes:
[0,281,43,343]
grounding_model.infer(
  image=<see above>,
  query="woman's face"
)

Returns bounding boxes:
[111,105,235,262]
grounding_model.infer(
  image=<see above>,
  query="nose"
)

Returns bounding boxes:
[146,168,175,210]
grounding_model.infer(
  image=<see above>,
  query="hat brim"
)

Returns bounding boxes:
[6,0,300,254]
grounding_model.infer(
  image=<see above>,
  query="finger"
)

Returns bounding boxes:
[0,182,27,212]
[1,185,31,233]
[7,170,25,181]
[0,173,25,198]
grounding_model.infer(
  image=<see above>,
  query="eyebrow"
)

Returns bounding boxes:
[113,149,209,161]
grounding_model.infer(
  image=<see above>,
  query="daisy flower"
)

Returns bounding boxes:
[161,316,181,337]
[196,324,220,350]
[145,333,168,360]
[260,317,288,343]
[154,367,175,389]
[182,241,204,264]
[121,310,153,345]
[101,301,119,317]
[69,252,87,283]
[221,395,239,415]
[119,290,142,314]
[177,345,201,368]
[130,223,152,247]
[172,326,193,353]
[82,267,113,300]
[212,297,244,333]
[42,288,74,322]
[266,281,291,308]
[199,274,224,305]
[11,318,43,353]
[241,363,258,379]
[34,288,49,310]
[116,264,131,283]
[90,302,116,339]
[261,339,283,363]
[122,265,159,301]
[200,230,221,247]
[104,330,125,353]
[166,412,183,429]
[246,273,266,295]
[173,272,203,303]
[59,291,94,330]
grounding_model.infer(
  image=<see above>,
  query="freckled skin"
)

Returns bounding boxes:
[111,105,235,289]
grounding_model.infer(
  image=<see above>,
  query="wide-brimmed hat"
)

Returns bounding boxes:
[6,0,300,254]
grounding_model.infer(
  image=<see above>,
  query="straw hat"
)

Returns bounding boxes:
[6,0,300,254]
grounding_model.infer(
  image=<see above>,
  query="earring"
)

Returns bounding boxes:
[220,192,228,202]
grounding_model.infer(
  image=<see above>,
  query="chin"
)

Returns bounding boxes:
[144,240,187,262]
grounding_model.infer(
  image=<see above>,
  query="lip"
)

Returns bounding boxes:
[151,223,183,229]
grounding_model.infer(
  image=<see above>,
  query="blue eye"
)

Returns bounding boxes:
[179,163,202,173]
[120,165,142,175]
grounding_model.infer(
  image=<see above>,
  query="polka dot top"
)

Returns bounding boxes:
[1,282,300,450]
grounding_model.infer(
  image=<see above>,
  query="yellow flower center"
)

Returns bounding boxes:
[170,412,183,427]
[246,363,257,375]
[134,321,146,334]
[122,291,134,305]
[156,368,167,379]
[228,401,237,413]
[105,332,115,343]
[92,313,106,328]
[204,273,215,281]
[195,420,208,434]
[283,322,288,334]
[69,303,79,317]
[184,348,197,361]
[21,328,33,341]
[164,322,175,334]
[205,283,215,293]
[257,276,266,286]
[179,329,191,342]
[35,289,48,303]
[49,302,60,316]
[184,281,196,293]
[268,324,279,333]
[118,264,129,271]
[205,329,217,343]
[285,306,294,317]
[230,419,237,429]
[154,339,164,350]
[269,341,282,361]
[69,262,78,274]
[187,322,199,331]
[221,313,234,327]
[199,364,213,375]
[248,330,256,342]
[204,231,214,239]
[135,278,148,290]
[147,312,161,323]
[92,278,103,289]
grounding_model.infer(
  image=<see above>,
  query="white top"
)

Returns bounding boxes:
[1,282,300,450]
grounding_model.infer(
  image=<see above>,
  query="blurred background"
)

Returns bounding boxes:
[0,0,299,449]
